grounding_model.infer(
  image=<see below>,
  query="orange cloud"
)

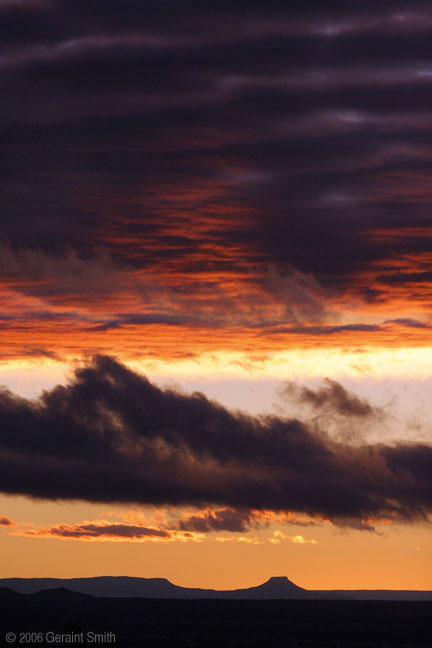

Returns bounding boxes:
[269,530,318,545]
[12,520,205,544]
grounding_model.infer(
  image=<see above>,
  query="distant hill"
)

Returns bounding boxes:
[221,576,309,599]
[0,576,431,600]
[28,586,96,602]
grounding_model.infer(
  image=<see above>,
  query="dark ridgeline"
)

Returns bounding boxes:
[0,585,431,648]
[1,575,431,600]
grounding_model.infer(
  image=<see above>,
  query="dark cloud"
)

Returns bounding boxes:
[50,523,169,539]
[0,356,430,527]
[385,318,430,329]
[2,0,432,305]
[378,271,432,285]
[90,313,201,332]
[177,508,256,533]
[283,379,378,418]
[22,522,171,539]
[269,324,382,335]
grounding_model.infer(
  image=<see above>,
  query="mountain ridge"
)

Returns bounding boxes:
[1,576,431,600]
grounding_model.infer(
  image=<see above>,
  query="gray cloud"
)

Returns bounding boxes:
[0,356,430,528]
[283,379,379,418]
[177,508,257,533]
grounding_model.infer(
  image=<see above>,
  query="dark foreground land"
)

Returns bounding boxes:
[0,588,431,648]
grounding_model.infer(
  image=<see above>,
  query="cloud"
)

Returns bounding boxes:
[108,506,317,534]
[177,508,257,533]
[0,515,16,527]
[385,318,430,329]
[0,240,339,333]
[174,507,314,533]
[0,242,127,300]
[13,520,203,543]
[25,522,170,540]
[281,378,388,446]
[269,530,318,545]
[9,507,317,543]
[270,324,382,336]
[262,265,332,323]
[327,516,378,533]
[3,0,432,322]
[212,535,262,545]
[283,378,379,418]
[0,356,430,528]
[19,347,61,360]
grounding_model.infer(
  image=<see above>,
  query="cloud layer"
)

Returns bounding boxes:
[2,2,432,358]
[0,356,430,527]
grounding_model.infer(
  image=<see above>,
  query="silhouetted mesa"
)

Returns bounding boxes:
[1,576,431,600]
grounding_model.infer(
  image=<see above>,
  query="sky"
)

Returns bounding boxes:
[0,0,431,590]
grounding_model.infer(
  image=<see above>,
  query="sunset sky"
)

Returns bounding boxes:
[0,0,431,591]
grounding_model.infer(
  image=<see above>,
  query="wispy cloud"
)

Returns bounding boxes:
[269,530,318,545]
